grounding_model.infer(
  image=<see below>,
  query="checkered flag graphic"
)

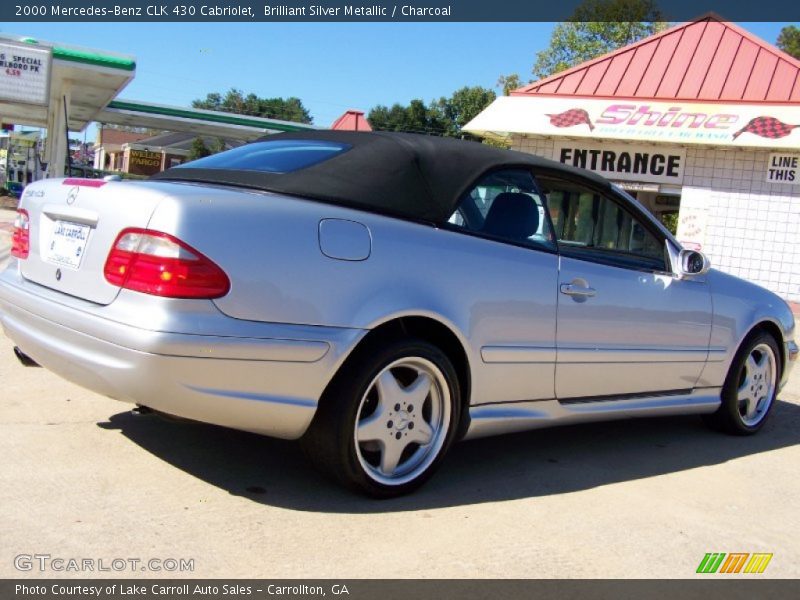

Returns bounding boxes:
[732,116,799,140]
[546,109,595,131]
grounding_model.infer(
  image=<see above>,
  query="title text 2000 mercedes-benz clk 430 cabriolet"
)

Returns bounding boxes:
[1,132,796,496]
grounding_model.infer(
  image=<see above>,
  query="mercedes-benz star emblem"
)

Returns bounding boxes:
[66,186,79,205]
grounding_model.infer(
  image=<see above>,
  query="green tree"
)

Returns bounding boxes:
[777,25,800,60]
[368,86,495,138]
[192,88,313,124]
[497,73,523,96]
[660,211,678,235]
[367,99,448,135]
[209,137,228,154]
[532,0,668,79]
[436,86,497,138]
[188,137,211,161]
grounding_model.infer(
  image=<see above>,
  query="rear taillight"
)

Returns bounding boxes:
[104,228,230,299]
[11,209,30,259]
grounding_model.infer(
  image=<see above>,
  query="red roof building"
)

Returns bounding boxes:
[514,15,800,103]
[97,128,151,146]
[331,110,373,131]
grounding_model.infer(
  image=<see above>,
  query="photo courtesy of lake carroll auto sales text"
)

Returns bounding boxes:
[14,583,353,596]
[0,0,798,597]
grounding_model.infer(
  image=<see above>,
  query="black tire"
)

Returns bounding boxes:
[301,338,461,498]
[702,331,781,435]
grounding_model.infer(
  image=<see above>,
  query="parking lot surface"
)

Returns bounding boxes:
[0,221,799,578]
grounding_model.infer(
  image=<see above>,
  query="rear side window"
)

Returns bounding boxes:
[177,140,351,174]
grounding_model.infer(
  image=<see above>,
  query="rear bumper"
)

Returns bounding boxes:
[0,267,365,439]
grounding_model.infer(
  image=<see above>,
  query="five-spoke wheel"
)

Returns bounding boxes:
[736,342,777,427]
[354,357,451,486]
[704,331,781,435]
[302,338,461,497]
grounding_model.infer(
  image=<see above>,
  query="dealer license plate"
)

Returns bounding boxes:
[44,221,91,270]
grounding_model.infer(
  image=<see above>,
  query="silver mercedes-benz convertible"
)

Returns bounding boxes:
[1,131,796,497]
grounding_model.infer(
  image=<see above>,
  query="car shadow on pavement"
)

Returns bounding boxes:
[97,397,800,513]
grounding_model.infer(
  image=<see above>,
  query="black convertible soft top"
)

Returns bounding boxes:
[151,130,610,224]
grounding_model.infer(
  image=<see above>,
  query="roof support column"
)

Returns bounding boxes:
[43,83,71,178]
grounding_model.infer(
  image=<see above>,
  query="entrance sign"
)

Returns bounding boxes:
[554,141,685,185]
[766,153,799,185]
[0,41,51,106]
[465,97,800,149]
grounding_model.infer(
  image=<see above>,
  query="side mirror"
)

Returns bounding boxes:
[679,249,710,277]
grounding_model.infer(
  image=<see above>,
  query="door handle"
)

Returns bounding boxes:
[560,283,597,298]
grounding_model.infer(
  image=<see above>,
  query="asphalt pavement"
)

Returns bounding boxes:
[0,331,798,578]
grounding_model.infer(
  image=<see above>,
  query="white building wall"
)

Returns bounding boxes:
[511,135,800,302]
[512,136,556,159]
[679,147,800,302]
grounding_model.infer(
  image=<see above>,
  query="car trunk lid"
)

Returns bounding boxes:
[18,178,165,305]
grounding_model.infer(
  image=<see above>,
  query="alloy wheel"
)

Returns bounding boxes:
[354,357,451,486]
[737,342,777,427]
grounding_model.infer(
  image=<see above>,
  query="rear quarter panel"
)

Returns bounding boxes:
[147,185,561,406]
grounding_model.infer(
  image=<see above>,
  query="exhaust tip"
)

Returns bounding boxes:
[13,346,41,367]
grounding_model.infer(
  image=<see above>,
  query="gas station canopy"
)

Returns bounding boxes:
[97,99,317,141]
[0,33,316,177]
[0,34,136,131]
[1,34,137,176]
